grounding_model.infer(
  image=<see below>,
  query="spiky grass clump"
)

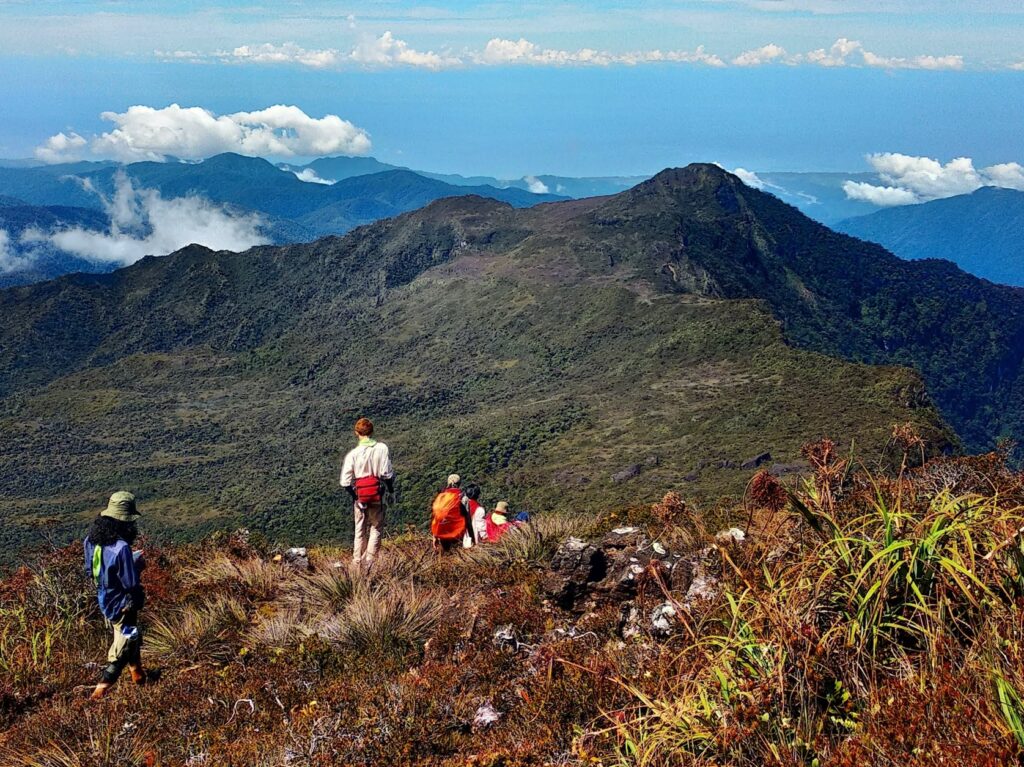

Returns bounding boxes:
[182,552,283,602]
[146,594,248,664]
[464,513,588,569]
[323,582,445,657]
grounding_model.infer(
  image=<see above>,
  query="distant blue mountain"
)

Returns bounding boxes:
[0,153,567,287]
[0,203,115,288]
[282,155,650,199]
[836,187,1024,288]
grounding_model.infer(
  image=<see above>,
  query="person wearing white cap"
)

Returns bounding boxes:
[430,473,475,552]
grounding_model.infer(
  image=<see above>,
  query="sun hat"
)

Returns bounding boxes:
[100,491,141,522]
[447,474,462,487]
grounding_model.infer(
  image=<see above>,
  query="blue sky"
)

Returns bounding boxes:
[0,1,1022,176]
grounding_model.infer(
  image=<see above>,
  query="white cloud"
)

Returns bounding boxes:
[35,104,372,163]
[0,229,33,274]
[984,162,1024,190]
[804,37,861,67]
[523,175,549,194]
[477,38,726,67]
[35,132,89,164]
[861,50,963,70]
[732,167,766,189]
[1011,61,1024,71]
[154,49,205,64]
[843,153,1024,206]
[350,31,462,69]
[842,181,920,206]
[732,43,790,66]
[229,42,341,69]
[293,168,334,185]
[732,38,963,70]
[28,172,269,266]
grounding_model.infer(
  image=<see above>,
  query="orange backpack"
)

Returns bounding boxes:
[431,489,466,541]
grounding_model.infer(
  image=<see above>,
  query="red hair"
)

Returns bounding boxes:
[354,418,374,437]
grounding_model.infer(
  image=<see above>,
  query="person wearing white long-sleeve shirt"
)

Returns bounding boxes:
[340,417,394,570]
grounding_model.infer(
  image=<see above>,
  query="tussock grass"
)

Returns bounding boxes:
[287,566,357,613]
[146,594,248,664]
[183,552,282,601]
[464,513,590,569]
[321,582,445,656]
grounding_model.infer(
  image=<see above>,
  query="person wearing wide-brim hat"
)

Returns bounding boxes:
[484,500,518,543]
[83,491,147,700]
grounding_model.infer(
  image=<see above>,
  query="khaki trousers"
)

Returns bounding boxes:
[353,500,384,566]
[102,610,141,684]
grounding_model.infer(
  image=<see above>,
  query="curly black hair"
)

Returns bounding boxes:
[86,515,138,547]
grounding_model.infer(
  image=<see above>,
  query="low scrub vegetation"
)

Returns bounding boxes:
[0,441,1022,765]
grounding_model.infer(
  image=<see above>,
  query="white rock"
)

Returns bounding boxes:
[714,528,746,545]
[651,602,678,634]
[473,701,503,730]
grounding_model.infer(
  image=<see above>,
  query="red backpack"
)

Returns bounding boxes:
[485,513,512,542]
[431,489,466,541]
[354,475,382,504]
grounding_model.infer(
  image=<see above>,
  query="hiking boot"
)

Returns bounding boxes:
[89,681,113,701]
[129,665,147,685]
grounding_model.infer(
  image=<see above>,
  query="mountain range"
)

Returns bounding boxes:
[20,153,1024,298]
[0,154,567,287]
[2,164,1023,553]
[836,186,1024,287]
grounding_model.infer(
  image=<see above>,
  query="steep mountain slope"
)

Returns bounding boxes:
[0,169,961,551]
[593,166,1024,449]
[836,187,1024,287]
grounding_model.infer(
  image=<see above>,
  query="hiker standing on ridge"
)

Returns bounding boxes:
[340,417,395,570]
[83,491,147,701]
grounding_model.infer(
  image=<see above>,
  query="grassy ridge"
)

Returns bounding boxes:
[0,447,1021,764]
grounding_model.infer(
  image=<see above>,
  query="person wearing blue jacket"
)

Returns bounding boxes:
[83,491,146,700]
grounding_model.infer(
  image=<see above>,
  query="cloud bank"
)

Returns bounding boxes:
[732,38,963,70]
[24,173,269,267]
[35,104,372,164]
[161,32,727,70]
[156,32,968,72]
[843,153,1024,206]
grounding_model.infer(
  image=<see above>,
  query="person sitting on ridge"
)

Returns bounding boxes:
[485,500,521,543]
[431,474,474,553]
[340,417,395,572]
[463,483,487,548]
[83,491,147,701]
